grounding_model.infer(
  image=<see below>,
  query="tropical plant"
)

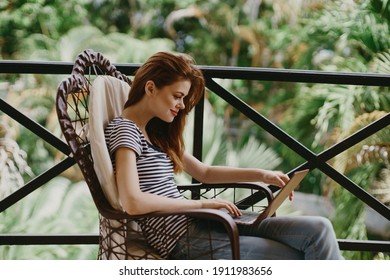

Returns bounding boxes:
[328,111,390,256]
[0,117,33,199]
[1,108,98,259]
[0,0,91,58]
[0,177,99,259]
[277,0,390,260]
[19,25,176,65]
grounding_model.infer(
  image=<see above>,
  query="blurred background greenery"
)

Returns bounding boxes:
[0,0,389,260]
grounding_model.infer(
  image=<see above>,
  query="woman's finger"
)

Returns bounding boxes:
[289,190,294,201]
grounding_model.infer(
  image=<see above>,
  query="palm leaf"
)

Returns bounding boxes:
[331,111,390,174]
[0,177,98,259]
[371,50,390,73]
[0,120,33,199]
[371,168,390,206]
[226,136,282,169]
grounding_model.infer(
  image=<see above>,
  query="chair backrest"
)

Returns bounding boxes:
[89,75,130,210]
[56,49,131,219]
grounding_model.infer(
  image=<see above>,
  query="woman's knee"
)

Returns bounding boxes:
[306,216,336,238]
[240,236,304,260]
[311,216,332,227]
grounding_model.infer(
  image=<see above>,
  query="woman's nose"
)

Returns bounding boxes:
[177,99,185,109]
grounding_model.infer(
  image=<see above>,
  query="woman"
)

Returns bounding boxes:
[104,51,343,260]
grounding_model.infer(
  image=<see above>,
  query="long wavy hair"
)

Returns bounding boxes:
[124,52,205,173]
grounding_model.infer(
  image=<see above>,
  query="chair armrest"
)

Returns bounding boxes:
[178,182,274,204]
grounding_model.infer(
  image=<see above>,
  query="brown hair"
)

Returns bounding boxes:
[124,52,205,172]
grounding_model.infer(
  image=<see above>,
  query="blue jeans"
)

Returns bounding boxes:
[170,216,343,260]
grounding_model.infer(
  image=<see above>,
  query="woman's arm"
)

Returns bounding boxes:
[183,152,290,188]
[115,147,241,216]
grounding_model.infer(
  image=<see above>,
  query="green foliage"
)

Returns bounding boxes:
[0,122,33,198]
[332,163,382,260]
[18,25,175,65]
[369,0,390,22]
[0,177,99,259]
[0,0,90,58]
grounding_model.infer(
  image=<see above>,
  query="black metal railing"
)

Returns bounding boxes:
[0,60,389,254]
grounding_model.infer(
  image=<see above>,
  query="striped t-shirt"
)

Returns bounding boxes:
[104,117,190,258]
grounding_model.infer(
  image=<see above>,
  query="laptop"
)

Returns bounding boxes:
[223,169,309,226]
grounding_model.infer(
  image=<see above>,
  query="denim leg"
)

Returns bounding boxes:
[240,216,343,260]
[238,235,304,259]
[170,220,304,260]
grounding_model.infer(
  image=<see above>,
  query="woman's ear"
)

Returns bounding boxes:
[145,80,155,96]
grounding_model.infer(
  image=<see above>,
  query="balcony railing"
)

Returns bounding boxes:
[0,59,390,256]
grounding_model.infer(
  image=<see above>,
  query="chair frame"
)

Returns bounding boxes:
[56,49,274,260]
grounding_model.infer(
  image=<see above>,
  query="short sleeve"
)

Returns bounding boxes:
[106,119,142,157]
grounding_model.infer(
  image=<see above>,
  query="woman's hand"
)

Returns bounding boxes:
[261,170,289,187]
[261,170,294,201]
[200,199,242,217]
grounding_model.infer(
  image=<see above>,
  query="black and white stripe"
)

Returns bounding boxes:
[105,117,190,258]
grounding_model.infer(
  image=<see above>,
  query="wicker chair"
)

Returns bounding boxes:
[56,49,274,260]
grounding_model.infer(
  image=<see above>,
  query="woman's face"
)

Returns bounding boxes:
[151,79,191,123]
